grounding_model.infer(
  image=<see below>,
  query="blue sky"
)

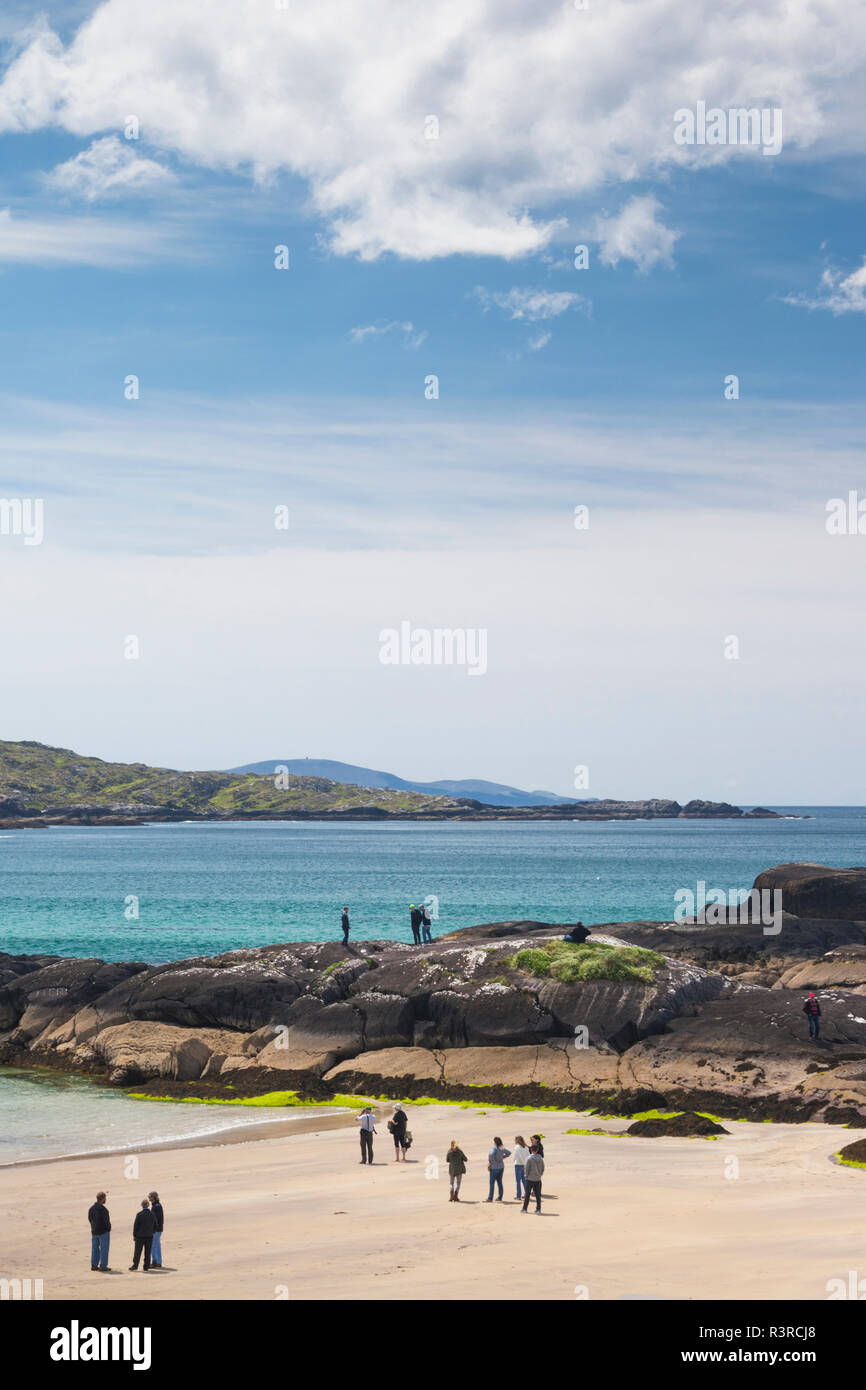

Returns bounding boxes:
[0,0,865,801]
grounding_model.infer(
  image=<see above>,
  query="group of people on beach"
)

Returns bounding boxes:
[340,903,434,948]
[357,1106,546,1212]
[86,1191,165,1273]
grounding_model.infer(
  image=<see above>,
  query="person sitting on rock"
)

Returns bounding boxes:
[804,992,821,1039]
[562,922,590,944]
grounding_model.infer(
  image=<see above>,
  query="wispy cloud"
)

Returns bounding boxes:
[473,286,588,322]
[0,206,188,266]
[1,390,861,556]
[43,136,176,201]
[348,320,427,348]
[472,284,589,351]
[784,257,866,314]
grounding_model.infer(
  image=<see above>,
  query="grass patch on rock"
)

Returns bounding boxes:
[508,939,664,985]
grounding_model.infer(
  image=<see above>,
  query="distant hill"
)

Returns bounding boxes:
[226,758,574,807]
[0,741,471,820]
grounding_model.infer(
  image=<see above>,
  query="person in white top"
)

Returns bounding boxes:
[513,1135,530,1201]
[357,1106,376,1164]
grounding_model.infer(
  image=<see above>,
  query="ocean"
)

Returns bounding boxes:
[0,1068,328,1166]
[1,808,864,964]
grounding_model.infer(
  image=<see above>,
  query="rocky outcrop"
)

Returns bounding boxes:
[754,863,866,923]
[626,1112,728,1137]
[4,862,866,1123]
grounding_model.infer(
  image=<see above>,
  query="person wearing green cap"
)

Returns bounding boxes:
[409,904,422,944]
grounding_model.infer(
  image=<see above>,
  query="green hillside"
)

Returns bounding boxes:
[0,741,469,817]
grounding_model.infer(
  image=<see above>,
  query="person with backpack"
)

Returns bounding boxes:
[804,993,821,1038]
[388,1103,410,1161]
[409,905,422,945]
[447,1141,467,1201]
[513,1135,530,1200]
[521,1144,545,1214]
[486,1136,511,1201]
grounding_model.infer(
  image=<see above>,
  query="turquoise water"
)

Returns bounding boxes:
[0,809,864,963]
[0,1068,324,1165]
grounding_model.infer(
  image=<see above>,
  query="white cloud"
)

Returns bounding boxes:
[348,320,427,348]
[592,196,678,271]
[0,205,184,265]
[784,258,866,314]
[0,0,863,260]
[527,330,551,352]
[44,135,176,200]
[473,286,588,321]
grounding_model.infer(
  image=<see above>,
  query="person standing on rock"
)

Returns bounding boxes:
[409,904,422,945]
[129,1198,156,1271]
[88,1191,111,1272]
[521,1145,544,1215]
[421,904,433,943]
[389,1103,410,1161]
[486,1136,511,1202]
[148,1191,164,1268]
[513,1135,530,1201]
[358,1106,376,1164]
[341,906,350,947]
[804,992,821,1038]
[447,1140,467,1200]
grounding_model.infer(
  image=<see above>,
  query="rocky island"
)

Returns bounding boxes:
[0,739,775,825]
[3,861,866,1126]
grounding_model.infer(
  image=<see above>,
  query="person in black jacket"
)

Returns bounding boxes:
[389,1103,409,1161]
[341,907,350,946]
[804,993,821,1039]
[148,1190,164,1268]
[409,905,422,945]
[129,1199,156,1271]
[88,1191,111,1271]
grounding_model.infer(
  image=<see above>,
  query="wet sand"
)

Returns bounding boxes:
[2,1104,864,1301]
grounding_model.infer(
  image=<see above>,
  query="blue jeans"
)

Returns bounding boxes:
[515,1165,526,1199]
[151,1231,162,1264]
[487,1168,504,1200]
[809,1015,820,1037]
[91,1232,110,1269]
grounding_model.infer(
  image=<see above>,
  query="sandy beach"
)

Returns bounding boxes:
[2,1103,865,1301]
